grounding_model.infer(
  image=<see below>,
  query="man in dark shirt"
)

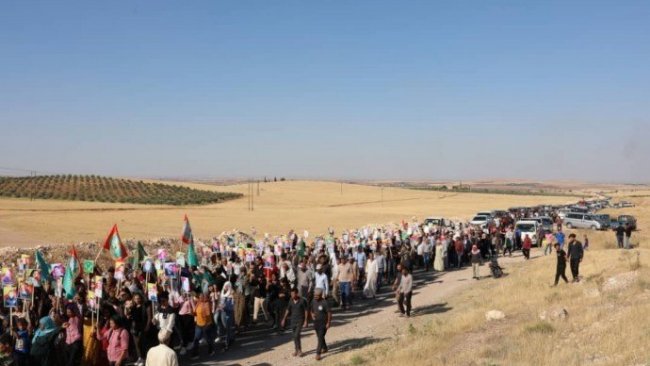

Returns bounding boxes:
[624,224,633,249]
[311,288,331,361]
[553,243,569,286]
[615,225,625,249]
[281,288,308,357]
[566,233,584,282]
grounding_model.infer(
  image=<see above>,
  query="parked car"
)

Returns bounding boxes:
[563,212,606,230]
[595,214,611,225]
[558,209,570,220]
[524,216,554,232]
[515,220,540,246]
[424,217,448,227]
[476,211,493,218]
[610,218,622,230]
[618,215,637,230]
[470,215,492,228]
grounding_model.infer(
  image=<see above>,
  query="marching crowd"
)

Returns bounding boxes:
[0,204,633,366]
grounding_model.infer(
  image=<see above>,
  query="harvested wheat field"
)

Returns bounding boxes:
[0,180,576,248]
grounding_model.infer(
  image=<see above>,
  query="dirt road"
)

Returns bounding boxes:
[183,254,526,366]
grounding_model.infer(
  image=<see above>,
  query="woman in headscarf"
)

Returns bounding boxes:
[433,239,445,272]
[30,316,60,366]
[216,280,235,349]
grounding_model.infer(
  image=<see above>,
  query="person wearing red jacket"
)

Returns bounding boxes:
[522,235,533,260]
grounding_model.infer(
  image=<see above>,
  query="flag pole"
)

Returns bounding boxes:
[93,246,103,264]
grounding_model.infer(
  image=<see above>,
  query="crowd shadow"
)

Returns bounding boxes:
[301,336,388,357]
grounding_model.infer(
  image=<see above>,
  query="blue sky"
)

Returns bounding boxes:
[1,1,649,182]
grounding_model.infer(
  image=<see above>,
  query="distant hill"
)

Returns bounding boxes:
[0,175,242,205]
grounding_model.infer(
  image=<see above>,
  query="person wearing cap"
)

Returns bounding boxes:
[566,233,584,282]
[314,264,329,298]
[310,288,331,361]
[145,330,178,366]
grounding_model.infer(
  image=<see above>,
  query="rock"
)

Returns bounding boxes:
[485,310,506,321]
[549,307,569,320]
[602,271,638,292]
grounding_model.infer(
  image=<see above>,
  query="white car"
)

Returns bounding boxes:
[515,220,540,245]
[470,215,492,227]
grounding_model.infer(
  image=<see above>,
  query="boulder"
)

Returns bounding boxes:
[540,307,568,321]
[602,271,638,292]
[485,310,506,321]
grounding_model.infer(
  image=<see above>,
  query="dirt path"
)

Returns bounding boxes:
[184,254,527,366]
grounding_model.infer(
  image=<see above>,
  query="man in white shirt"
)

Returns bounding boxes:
[374,251,387,288]
[314,264,329,298]
[146,330,178,366]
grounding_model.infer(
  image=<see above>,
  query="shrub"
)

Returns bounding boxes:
[525,322,555,334]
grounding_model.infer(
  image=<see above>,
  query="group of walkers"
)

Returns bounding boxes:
[0,202,632,366]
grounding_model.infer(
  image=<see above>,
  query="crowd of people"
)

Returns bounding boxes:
[0,202,632,366]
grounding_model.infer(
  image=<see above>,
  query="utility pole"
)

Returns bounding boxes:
[247,181,252,211]
[340,182,343,195]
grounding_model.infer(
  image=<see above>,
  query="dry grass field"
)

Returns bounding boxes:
[328,192,650,366]
[0,180,578,248]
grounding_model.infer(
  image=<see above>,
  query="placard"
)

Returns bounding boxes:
[83,260,95,275]
[18,282,33,300]
[114,260,125,281]
[147,283,158,302]
[181,276,190,293]
[3,285,17,308]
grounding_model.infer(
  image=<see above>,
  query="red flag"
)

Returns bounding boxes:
[181,215,193,245]
[103,224,128,260]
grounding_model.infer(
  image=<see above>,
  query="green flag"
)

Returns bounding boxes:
[187,241,198,267]
[131,241,148,268]
[63,246,79,300]
[35,250,51,284]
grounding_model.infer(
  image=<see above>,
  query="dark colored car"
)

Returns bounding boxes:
[618,215,637,230]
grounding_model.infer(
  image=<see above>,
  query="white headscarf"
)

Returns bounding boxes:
[221,281,233,299]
